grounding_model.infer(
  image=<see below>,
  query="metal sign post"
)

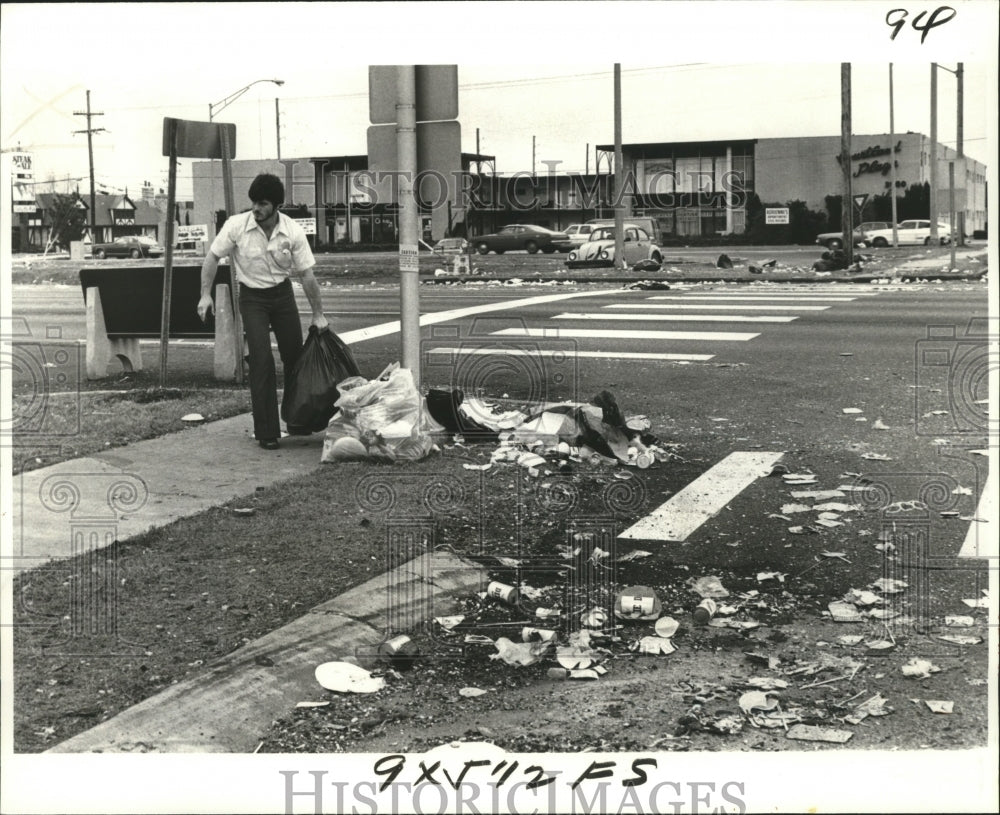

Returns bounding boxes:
[159,119,179,387]
[220,128,244,385]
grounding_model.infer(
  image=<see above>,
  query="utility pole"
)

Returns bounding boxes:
[73,90,105,241]
[929,63,938,242]
[532,135,536,178]
[840,63,853,267]
[613,63,625,271]
[476,127,481,174]
[275,98,281,160]
[956,62,965,246]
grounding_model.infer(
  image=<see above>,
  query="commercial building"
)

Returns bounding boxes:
[188,131,986,247]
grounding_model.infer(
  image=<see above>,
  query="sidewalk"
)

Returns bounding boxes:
[10,414,325,574]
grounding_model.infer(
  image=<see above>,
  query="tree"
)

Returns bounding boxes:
[45,193,88,249]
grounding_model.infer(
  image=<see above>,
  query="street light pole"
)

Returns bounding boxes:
[209,78,284,122]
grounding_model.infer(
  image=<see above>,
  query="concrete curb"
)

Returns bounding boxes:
[46,551,485,753]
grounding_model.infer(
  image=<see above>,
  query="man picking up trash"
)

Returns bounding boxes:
[197,173,328,450]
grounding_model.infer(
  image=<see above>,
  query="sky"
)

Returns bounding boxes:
[1,1,996,202]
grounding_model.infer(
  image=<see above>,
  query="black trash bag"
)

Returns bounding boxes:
[425,389,499,442]
[281,325,361,434]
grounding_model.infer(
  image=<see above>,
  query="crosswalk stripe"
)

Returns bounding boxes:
[552,312,798,324]
[958,471,995,559]
[425,347,715,362]
[648,295,859,302]
[492,327,759,342]
[606,303,830,311]
[619,451,785,542]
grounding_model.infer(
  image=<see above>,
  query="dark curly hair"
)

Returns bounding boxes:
[247,173,284,206]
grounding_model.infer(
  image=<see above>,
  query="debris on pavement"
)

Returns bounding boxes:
[181,413,204,423]
[901,658,941,678]
[687,575,730,599]
[459,687,489,698]
[786,724,853,743]
[925,700,954,714]
[314,662,386,694]
[491,637,552,667]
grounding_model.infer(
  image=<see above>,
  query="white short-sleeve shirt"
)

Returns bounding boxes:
[210,211,315,288]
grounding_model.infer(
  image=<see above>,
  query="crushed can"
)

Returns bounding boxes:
[693,598,718,626]
[487,581,520,606]
[378,634,420,669]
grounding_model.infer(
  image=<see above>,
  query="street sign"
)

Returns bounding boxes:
[369,65,459,124]
[162,118,237,159]
[853,193,869,210]
[399,245,419,273]
[765,208,790,225]
[293,217,317,235]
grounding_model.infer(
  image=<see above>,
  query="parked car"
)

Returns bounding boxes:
[815,221,892,249]
[586,216,660,242]
[473,224,569,255]
[91,235,164,259]
[865,220,953,247]
[551,223,597,252]
[565,225,663,269]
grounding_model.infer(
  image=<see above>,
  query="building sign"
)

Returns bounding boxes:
[836,140,903,178]
[177,224,208,242]
[7,151,37,212]
[293,217,317,235]
[765,208,789,225]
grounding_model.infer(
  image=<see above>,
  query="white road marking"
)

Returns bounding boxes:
[606,303,830,311]
[493,327,759,342]
[958,471,996,559]
[648,295,860,302]
[552,312,798,324]
[619,451,785,542]
[424,347,715,362]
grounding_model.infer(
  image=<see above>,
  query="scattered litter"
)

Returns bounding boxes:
[782,503,813,514]
[459,687,489,698]
[522,627,557,642]
[786,724,853,743]
[580,607,608,628]
[614,586,661,620]
[783,472,818,484]
[842,408,863,415]
[936,634,981,646]
[738,691,779,714]
[706,714,744,735]
[844,694,891,724]
[654,616,680,639]
[867,609,899,620]
[820,551,850,562]
[925,700,954,714]
[232,507,256,517]
[535,607,561,619]
[944,615,975,627]
[491,637,552,667]
[181,413,204,423]
[872,419,891,430]
[864,639,895,650]
[618,550,653,562]
[813,502,855,513]
[872,578,908,593]
[922,410,949,417]
[837,635,864,646]
[314,662,386,694]
[790,490,847,500]
[828,601,864,623]
[962,596,989,609]
[709,618,761,630]
[757,571,786,583]
[769,513,792,521]
[814,518,843,528]
[633,636,677,656]
[844,589,881,607]
[486,581,520,606]
[296,701,331,709]
[787,526,806,534]
[860,453,892,461]
[951,486,973,495]
[687,575,730,599]
[901,658,940,678]
[462,462,492,472]
[746,677,789,690]
[434,615,464,631]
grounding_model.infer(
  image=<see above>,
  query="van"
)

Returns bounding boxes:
[585,217,660,241]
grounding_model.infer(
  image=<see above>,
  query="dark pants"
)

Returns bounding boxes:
[239,279,303,441]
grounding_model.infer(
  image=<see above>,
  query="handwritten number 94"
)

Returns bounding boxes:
[887,7,957,43]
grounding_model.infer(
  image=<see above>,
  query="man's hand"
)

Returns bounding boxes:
[311,314,329,331]
[197,294,214,322]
